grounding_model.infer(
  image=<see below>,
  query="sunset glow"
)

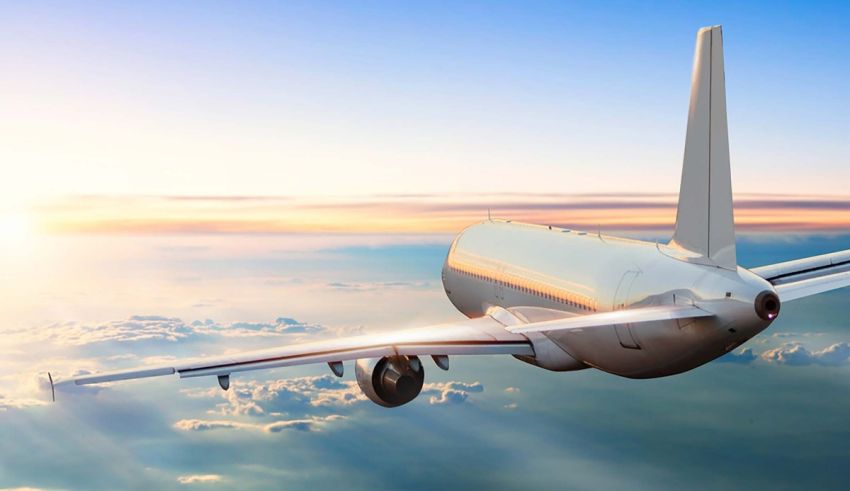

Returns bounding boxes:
[31,193,850,235]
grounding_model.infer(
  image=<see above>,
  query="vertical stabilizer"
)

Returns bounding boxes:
[670,25,737,270]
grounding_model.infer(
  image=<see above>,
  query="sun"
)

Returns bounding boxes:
[0,211,32,244]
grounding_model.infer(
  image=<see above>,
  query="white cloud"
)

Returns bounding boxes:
[183,376,484,418]
[177,474,223,484]
[264,415,344,433]
[173,415,343,433]
[770,332,827,339]
[2,312,487,425]
[183,375,366,417]
[326,281,431,291]
[7,315,328,347]
[0,315,340,411]
[0,394,47,412]
[423,381,484,406]
[173,419,252,432]
[0,372,70,411]
[761,342,850,366]
[715,348,758,364]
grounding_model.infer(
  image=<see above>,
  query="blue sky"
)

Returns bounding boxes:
[2,1,849,203]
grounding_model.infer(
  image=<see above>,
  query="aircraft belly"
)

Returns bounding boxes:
[543,317,733,378]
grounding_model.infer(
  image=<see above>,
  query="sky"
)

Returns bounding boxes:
[2,1,850,212]
[1,1,850,490]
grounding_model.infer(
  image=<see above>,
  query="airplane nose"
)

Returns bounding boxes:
[754,291,781,321]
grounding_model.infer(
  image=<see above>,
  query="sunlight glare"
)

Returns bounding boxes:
[0,211,32,245]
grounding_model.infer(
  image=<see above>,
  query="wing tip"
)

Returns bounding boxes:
[48,372,55,403]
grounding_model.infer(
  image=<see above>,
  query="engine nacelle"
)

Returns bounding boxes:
[355,356,424,407]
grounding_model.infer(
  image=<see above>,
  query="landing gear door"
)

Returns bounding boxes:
[613,270,641,349]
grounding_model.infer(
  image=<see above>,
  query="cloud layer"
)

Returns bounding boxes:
[761,342,850,366]
[0,306,848,491]
[8,316,328,347]
[173,415,343,433]
[177,474,222,484]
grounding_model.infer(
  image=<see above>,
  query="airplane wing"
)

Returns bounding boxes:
[750,249,850,302]
[60,315,534,387]
[58,304,713,391]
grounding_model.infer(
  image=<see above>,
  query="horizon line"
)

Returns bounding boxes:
[28,192,850,235]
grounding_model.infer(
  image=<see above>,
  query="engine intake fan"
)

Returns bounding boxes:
[355,355,425,407]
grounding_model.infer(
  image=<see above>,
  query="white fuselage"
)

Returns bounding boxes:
[441,220,776,378]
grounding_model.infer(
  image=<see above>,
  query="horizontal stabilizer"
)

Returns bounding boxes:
[774,271,850,302]
[752,248,850,302]
[751,249,850,285]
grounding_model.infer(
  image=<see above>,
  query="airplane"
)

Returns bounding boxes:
[54,25,850,407]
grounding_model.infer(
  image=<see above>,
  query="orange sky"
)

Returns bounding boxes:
[31,193,850,235]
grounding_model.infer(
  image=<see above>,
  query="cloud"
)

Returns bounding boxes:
[29,316,194,346]
[771,332,827,339]
[177,474,222,484]
[761,343,850,366]
[326,281,431,291]
[0,372,88,411]
[814,343,850,365]
[428,390,469,405]
[183,375,366,417]
[8,316,328,348]
[445,381,484,393]
[225,318,325,336]
[184,376,485,417]
[273,317,325,334]
[264,415,344,433]
[173,419,252,432]
[173,415,343,433]
[0,394,47,412]
[715,348,758,364]
[422,381,484,406]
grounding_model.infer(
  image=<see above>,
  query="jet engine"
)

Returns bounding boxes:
[355,355,424,407]
[754,291,780,320]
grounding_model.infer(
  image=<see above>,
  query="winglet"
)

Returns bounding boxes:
[48,372,55,403]
[670,25,737,270]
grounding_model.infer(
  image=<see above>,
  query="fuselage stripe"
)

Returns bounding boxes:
[446,255,598,312]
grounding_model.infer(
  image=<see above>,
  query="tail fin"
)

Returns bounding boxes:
[670,25,737,270]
